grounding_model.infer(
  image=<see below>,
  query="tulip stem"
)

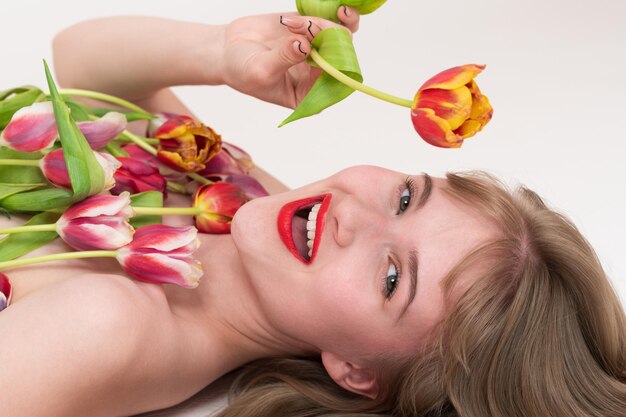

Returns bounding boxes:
[166,181,189,194]
[309,49,414,108]
[0,250,117,270]
[56,89,153,118]
[115,136,159,146]
[0,224,57,234]
[0,159,41,167]
[133,206,203,216]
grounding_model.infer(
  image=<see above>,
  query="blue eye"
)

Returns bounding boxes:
[383,263,400,299]
[397,177,415,214]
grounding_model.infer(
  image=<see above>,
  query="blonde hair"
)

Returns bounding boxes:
[216,171,626,417]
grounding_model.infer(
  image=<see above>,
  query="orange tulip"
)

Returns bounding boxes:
[155,115,222,172]
[411,64,493,148]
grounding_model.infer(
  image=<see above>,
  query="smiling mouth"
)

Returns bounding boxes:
[277,194,332,264]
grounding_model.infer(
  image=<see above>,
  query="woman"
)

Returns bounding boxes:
[0,9,624,417]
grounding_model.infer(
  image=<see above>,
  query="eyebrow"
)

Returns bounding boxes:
[400,174,433,318]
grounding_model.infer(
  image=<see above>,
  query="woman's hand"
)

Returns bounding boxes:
[220,8,360,109]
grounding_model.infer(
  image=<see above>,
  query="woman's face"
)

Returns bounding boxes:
[231,166,497,362]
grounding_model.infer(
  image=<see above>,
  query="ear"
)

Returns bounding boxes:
[321,351,380,399]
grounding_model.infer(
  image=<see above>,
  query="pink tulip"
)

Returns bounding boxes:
[76,112,127,149]
[0,101,127,152]
[0,101,58,152]
[0,273,11,311]
[56,192,135,251]
[210,174,269,200]
[197,142,255,177]
[193,182,249,234]
[116,224,203,288]
[40,148,121,190]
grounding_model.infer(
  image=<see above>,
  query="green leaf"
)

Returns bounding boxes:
[0,147,47,184]
[0,87,44,129]
[92,107,153,122]
[0,85,40,101]
[0,183,46,200]
[342,0,387,14]
[43,60,105,200]
[280,28,362,126]
[295,0,387,21]
[0,187,74,213]
[130,191,163,228]
[0,211,60,261]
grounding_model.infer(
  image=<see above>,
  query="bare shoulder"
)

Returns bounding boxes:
[0,273,199,416]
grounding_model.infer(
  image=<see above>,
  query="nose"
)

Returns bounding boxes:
[332,194,386,247]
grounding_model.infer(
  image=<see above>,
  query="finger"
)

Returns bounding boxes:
[252,34,311,83]
[279,14,352,41]
[337,6,360,33]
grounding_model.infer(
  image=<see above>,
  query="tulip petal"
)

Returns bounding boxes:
[195,213,233,234]
[0,273,11,311]
[62,192,132,220]
[60,222,134,251]
[414,86,472,131]
[131,224,199,253]
[77,112,127,149]
[410,108,463,148]
[0,101,58,152]
[418,64,485,92]
[117,251,202,288]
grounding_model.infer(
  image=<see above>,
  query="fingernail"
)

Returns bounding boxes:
[280,16,299,28]
[343,6,351,17]
[294,41,307,55]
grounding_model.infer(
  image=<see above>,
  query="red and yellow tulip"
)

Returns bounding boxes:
[155,114,222,173]
[411,64,493,148]
[193,182,249,234]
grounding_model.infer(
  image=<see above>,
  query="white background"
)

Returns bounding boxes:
[2,0,625,303]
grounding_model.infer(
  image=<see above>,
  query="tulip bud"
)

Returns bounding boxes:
[155,115,222,173]
[411,64,493,148]
[210,174,269,200]
[116,224,203,288]
[56,192,135,251]
[0,101,57,152]
[0,273,11,311]
[76,111,127,149]
[193,182,249,234]
[40,149,121,190]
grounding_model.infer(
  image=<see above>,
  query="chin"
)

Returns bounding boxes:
[230,197,270,261]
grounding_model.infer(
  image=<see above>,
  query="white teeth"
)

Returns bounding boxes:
[305,203,322,258]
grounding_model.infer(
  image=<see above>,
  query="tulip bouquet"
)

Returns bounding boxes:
[0,62,268,293]
[281,0,494,148]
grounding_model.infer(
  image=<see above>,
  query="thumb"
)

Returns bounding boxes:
[255,36,311,81]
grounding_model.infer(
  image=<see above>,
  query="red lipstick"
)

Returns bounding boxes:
[277,193,331,264]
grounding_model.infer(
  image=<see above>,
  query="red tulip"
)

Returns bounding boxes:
[193,182,248,234]
[411,64,493,148]
[0,101,127,152]
[155,114,222,173]
[40,148,121,190]
[0,273,11,311]
[56,192,135,251]
[111,156,167,196]
[209,174,269,200]
[116,224,203,288]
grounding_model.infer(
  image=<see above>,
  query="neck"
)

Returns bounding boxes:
[163,234,316,377]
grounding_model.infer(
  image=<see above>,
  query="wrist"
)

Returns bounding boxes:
[198,23,227,86]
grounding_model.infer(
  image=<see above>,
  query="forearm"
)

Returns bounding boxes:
[52,16,226,101]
